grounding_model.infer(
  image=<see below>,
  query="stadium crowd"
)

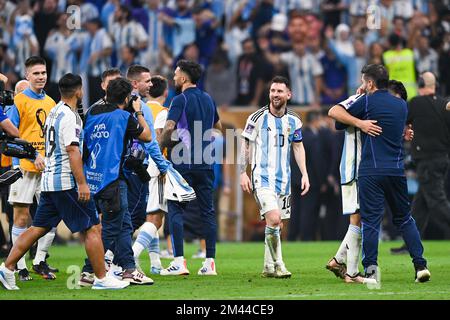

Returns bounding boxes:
[0,0,450,254]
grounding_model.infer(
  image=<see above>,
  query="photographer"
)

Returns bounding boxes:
[81,77,154,285]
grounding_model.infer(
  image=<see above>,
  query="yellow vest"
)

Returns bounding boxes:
[383,49,417,100]
[14,91,56,172]
[146,101,168,157]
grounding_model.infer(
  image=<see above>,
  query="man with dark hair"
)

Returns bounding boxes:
[80,77,154,286]
[132,75,170,274]
[6,56,58,281]
[391,71,450,254]
[159,60,222,275]
[328,64,430,284]
[0,73,129,290]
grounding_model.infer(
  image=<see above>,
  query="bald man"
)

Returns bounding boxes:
[392,72,450,254]
[14,80,29,95]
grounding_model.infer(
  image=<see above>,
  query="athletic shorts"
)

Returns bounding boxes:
[254,188,291,220]
[341,180,359,215]
[147,175,167,213]
[8,170,41,205]
[32,188,100,233]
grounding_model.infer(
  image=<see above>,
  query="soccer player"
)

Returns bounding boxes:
[0,73,129,290]
[6,56,57,280]
[132,75,169,275]
[326,79,412,283]
[240,76,310,278]
[328,64,430,283]
[159,60,222,276]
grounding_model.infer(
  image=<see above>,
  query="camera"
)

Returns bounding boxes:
[124,145,150,182]
[124,95,138,113]
[0,80,14,107]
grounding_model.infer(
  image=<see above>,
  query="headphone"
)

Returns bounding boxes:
[418,71,439,91]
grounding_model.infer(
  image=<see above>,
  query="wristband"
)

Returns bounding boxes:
[134,111,144,117]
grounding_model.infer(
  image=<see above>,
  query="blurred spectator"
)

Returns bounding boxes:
[234,38,271,107]
[320,45,347,106]
[321,0,347,29]
[250,0,277,42]
[118,46,138,75]
[33,0,59,59]
[368,41,384,65]
[205,49,236,108]
[286,11,308,45]
[326,26,366,95]
[224,13,251,66]
[414,35,439,76]
[192,6,219,65]
[159,0,195,57]
[142,0,164,70]
[383,33,417,100]
[68,0,100,25]
[334,23,353,56]
[80,18,113,105]
[44,12,82,101]
[10,0,39,78]
[0,0,16,27]
[100,0,120,32]
[110,5,147,66]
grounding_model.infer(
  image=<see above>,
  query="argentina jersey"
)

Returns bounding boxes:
[42,101,83,192]
[242,106,303,195]
[338,94,364,184]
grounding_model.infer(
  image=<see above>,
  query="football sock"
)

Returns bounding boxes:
[133,222,157,259]
[346,224,362,276]
[33,227,56,265]
[12,225,27,270]
[335,224,353,264]
[265,226,280,265]
[149,236,161,269]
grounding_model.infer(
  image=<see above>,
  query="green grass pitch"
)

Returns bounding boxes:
[1,241,449,300]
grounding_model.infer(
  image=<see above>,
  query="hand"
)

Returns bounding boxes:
[357,119,382,137]
[78,183,91,203]
[34,153,45,171]
[0,73,7,84]
[404,124,414,141]
[301,175,310,196]
[240,172,252,194]
[132,96,142,112]
[356,85,366,95]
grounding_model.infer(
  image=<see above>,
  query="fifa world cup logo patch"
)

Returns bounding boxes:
[90,143,101,169]
[36,109,47,138]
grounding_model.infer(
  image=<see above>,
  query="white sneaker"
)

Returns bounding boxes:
[0,263,19,290]
[78,272,95,287]
[198,259,217,275]
[261,265,275,278]
[160,249,174,259]
[274,263,292,279]
[415,268,431,283]
[122,269,154,285]
[160,260,190,276]
[92,275,130,290]
[192,250,206,259]
[107,263,123,279]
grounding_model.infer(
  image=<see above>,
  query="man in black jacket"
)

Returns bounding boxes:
[392,72,450,254]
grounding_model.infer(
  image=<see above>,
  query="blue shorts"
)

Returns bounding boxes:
[32,189,100,233]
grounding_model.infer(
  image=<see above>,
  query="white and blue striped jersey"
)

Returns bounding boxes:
[338,94,364,184]
[242,106,303,195]
[42,102,83,192]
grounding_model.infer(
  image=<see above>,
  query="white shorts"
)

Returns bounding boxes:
[254,188,291,220]
[341,180,359,215]
[8,171,41,205]
[146,160,167,213]
[147,176,167,213]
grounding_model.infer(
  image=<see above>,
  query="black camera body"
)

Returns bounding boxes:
[124,95,139,113]
[0,80,14,107]
[124,147,150,182]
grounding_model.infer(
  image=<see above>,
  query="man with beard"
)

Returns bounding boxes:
[159,60,222,276]
[240,76,310,278]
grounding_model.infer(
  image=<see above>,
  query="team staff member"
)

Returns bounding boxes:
[82,77,153,285]
[159,60,222,276]
[6,56,57,280]
[329,64,430,283]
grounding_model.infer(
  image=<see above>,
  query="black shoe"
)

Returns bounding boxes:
[390,244,408,255]
[18,268,33,281]
[32,261,56,280]
[45,260,59,273]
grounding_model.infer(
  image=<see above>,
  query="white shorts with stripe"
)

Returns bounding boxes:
[254,188,291,220]
[341,180,359,215]
[8,170,41,205]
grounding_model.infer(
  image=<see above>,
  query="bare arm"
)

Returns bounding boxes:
[239,138,252,193]
[159,119,176,150]
[0,119,19,137]
[293,141,310,196]
[328,105,382,137]
[67,145,90,202]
